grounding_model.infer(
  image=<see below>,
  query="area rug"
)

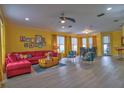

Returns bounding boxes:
[32,63,66,74]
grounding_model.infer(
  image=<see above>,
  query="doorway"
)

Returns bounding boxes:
[103,36,111,56]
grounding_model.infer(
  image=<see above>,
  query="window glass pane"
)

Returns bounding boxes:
[57,36,65,53]
[59,37,64,44]
[82,38,87,48]
[83,45,86,48]
[89,37,92,48]
[71,38,77,51]
[103,36,110,43]
[59,45,64,53]
[89,37,92,44]
[73,45,77,51]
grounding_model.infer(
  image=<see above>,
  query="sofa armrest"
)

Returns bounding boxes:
[5,58,11,66]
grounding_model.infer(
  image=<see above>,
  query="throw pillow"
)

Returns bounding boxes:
[20,54,24,59]
[15,54,20,60]
[23,55,28,59]
[27,54,32,58]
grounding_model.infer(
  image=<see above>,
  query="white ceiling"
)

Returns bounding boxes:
[2,4,124,34]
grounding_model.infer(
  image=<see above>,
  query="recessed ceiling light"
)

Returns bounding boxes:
[107,7,112,11]
[25,18,29,21]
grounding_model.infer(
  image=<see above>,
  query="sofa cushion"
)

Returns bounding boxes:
[7,60,31,70]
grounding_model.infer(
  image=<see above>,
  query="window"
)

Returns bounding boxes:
[103,36,110,44]
[57,36,65,53]
[82,38,87,48]
[71,38,77,51]
[89,37,93,48]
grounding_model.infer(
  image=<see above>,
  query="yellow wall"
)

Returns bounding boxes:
[96,32,102,56]
[0,6,6,82]
[111,31,122,55]
[122,25,124,36]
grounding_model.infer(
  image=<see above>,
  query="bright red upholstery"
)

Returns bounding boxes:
[6,50,58,78]
[11,50,58,64]
[6,60,31,78]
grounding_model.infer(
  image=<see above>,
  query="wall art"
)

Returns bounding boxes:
[20,35,46,48]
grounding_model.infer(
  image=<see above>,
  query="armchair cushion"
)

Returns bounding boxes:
[67,51,76,58]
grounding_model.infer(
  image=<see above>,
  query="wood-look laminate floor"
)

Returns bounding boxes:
[4,56,124,88]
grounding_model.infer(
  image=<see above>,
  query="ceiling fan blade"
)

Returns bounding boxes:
[59,17,65,20]
[65,17,76,23]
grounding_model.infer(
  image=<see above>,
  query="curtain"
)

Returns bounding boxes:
[92,36,97,47]
[77,37,82,55]
[64,36,72,56]
[52,34,57,52]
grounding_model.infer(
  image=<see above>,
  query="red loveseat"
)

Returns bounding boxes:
[6,50,58,78]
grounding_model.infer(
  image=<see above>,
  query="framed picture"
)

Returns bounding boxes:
[20,36,26,41]
[35,35,42,43]
[25,38,31,42]
[24,43,29,48]
[35,35,46,48]
[29,43,34,48]
[31,38,35,43]
[121,37,124,46]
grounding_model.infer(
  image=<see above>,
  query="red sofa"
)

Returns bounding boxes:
[6,50,58,78]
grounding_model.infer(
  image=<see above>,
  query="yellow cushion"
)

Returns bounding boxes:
[20,54,27,59]
[20,54,24,59]
[23,55,28,58]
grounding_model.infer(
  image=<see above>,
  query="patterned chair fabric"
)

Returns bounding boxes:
[83,52,95,61]
[67,51,76,58]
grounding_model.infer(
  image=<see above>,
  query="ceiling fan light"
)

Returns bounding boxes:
[85,31,88,34]
[61,20,66,24]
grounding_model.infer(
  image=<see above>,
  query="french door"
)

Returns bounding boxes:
[103,36,111,56]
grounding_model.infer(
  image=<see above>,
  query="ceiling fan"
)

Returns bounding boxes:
[59,13,76,23]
